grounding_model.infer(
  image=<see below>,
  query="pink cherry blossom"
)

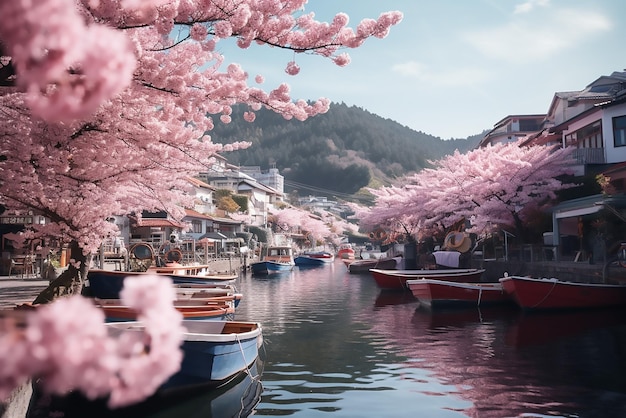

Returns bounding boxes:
[0,275,183,407]
[270,206,355,247]
[358,142,576,240]
[285,61,301,75]
[0,0,402,405]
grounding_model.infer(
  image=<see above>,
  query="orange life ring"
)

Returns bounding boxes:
[374,229,388,241]
[165,248,183,263]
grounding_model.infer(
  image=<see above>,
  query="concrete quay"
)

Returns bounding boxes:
[0,275,49,309]
[0,257,248,309]
[475,258,617,283]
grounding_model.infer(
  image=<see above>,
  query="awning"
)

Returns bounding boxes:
[199,232,228,240]
[136,218,185,228]
[554,205,602,219]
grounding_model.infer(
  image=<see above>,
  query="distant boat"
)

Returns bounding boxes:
[336,243,356,262]
[406,279,512,309]
[106,320,263,391]
[295,251,334,267]
[250,245,295,275]
[499,275,626,310]
[369,268,486,291]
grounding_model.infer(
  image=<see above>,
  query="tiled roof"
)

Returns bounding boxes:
[136,218,185,228]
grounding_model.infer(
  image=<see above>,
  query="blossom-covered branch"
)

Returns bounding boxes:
[0,275,184,408]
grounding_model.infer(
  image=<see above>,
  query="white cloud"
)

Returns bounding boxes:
[514,0,550,14]
[391,61,490,87]
[464,7,612,63]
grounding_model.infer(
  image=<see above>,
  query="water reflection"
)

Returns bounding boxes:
[27,359,264,418]
[373,290,417,307]
[507,307,626,347]
[236,262,626,417]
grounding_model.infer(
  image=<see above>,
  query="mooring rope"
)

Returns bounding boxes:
[531,278,557,309]
[236,333,265,417]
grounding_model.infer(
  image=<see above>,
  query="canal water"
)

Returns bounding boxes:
[30,260,626,417]
[234,261,626,418]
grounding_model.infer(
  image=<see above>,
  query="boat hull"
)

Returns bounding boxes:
[499,275,626,310]
[309,252,335,262]
[347,258,397,274]
[250,260,294,275]
[370,268,486,290]
[100,305,234,322]
[106,320,263,391]
[95,297,237,322]
[86,269,237,299]
[407,279,511,308]
[294,256,325,267]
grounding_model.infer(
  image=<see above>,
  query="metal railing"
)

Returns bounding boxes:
[571,147,605,164]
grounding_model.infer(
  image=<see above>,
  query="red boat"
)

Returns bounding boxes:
[499,275,626,310]
[369,268,486,290]
[336,243,356,261]
[406,279,512,309]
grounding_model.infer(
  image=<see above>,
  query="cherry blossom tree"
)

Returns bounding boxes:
[0,0,402,407]
[0,275,185,408]
[0,0,401,295]
[358,142,576,242]
[270,206,355,249]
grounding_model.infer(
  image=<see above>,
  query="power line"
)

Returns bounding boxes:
[284,179,375,204]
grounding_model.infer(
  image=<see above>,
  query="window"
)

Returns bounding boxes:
[614,116,626,147]
[578,121,602,149]
[519,118,542,132]
[191,220,202,233]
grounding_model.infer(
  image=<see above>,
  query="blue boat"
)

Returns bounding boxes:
[106,320,263,391]
[27,358,264,416]
[294,251,335,267]
[85,269,237,299]
[250,245,295,275]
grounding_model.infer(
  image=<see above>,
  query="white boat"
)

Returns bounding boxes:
[107,320,263,391]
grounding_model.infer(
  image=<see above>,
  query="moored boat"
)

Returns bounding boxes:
[294,251,335,267]
[347,257,399,274]
[106,320,263,391]
[369,268,486,290]
[499,275,626,310]
[336,243,356,261]
[85,269,238,299]
[406,279,512,309]
[146,263,212,276]
[174,288,243,308]
[250,245,295,275]
[94,298,236,321]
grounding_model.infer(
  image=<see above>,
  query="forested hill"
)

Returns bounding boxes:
[210,102,484,199]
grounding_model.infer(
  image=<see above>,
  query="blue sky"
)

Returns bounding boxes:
[220,0,626,139]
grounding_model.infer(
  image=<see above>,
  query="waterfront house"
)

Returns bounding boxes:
[482,70,626,263]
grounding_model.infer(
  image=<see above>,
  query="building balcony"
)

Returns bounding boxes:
[571,148,606,164]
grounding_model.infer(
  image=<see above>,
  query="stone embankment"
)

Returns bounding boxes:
[475,259,612,283]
